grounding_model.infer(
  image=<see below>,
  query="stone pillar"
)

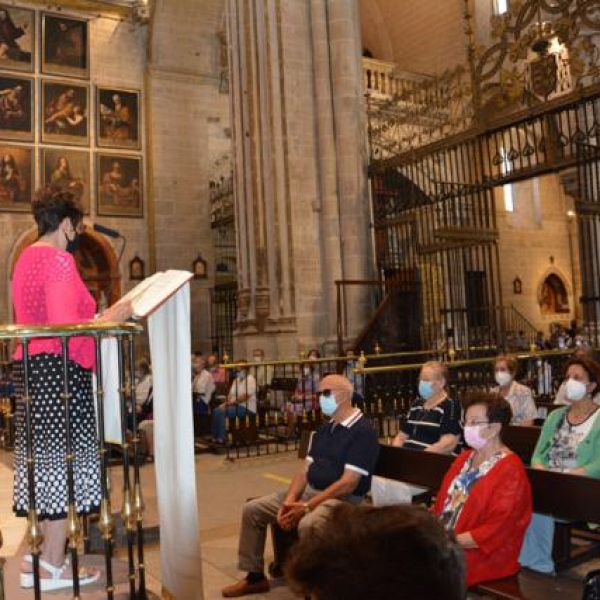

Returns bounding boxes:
[227,0,372,359]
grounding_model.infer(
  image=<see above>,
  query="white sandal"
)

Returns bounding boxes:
[20,555,100,591]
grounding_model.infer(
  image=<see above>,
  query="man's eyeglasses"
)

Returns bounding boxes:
[460,420,490,428]
[317,389,332,397]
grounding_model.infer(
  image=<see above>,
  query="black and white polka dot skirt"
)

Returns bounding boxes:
[13,353,101,520]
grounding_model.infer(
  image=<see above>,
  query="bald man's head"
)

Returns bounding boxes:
[319,374,353,406]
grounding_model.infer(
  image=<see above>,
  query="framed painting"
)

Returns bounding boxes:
[0,5,34,72]
[0,74,33,141]
[41,13,88,79]
[0,144,33,211]
[41,81,89,145]
[97,87,141,150]
[97,153,143,217]
[41,148,90,214]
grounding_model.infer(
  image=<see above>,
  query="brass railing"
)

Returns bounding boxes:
[0,321,148,600]
[197,348,580,458]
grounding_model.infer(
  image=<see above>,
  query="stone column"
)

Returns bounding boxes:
[327,0,373,337]
[227,0,372,358]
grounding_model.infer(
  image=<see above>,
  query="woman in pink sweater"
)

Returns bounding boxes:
[12,187,130,591]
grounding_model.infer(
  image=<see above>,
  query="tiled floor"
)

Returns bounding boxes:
[0,449,302,599]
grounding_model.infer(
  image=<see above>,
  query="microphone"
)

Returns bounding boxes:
[92,223,122,238]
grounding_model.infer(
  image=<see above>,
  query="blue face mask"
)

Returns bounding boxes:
[418,380,434,399]
[319,392,338,416]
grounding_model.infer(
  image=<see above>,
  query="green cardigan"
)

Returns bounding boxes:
[531,406,600,478]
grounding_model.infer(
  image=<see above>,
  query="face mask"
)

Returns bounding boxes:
[253,355,263,363]
[303,366,311,376]
[418,380,434,399]
[464,425,490,450]
[319,393,338,416]
[565,378,587,402]
[495,371,512,387]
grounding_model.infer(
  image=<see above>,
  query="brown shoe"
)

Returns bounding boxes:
[222,577,270,597]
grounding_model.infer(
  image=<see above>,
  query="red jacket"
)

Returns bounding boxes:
[433,450,532,587]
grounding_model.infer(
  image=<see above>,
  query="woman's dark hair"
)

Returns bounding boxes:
[285,503,465,600]
[308,348,320,359]
[32,186,83,237]
[563,357,600,385]
[462,392,512,430]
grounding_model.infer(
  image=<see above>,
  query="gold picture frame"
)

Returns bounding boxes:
[41,12,89,79]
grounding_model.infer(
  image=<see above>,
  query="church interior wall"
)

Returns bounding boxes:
[495,173,577,336]
[0,0,231,355]
[360,0,466,74]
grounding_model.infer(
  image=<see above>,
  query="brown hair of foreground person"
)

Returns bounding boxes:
[285,503,466,600]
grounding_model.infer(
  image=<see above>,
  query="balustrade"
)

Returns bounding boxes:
[0,321,153,600]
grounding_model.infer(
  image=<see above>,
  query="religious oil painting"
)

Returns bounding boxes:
[0,5,34,73]
[97,153,143,217]
[42,148,90,215]
[0,144,33,211]
[41,81,89,145]
[97,87,141,150]
[42,13,88,79]
[0,75,33,141]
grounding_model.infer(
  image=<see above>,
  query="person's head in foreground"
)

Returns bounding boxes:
[285,503,465,600]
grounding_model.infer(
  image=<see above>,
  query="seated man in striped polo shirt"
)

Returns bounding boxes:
[222,374,380,598]
[371,360,461,505]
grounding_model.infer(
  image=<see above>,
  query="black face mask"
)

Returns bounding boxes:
[65,230,81,254]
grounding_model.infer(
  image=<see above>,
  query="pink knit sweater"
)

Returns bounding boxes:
[12,246,96,370]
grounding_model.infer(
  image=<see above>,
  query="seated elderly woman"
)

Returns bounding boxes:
[491,354,537,426]
[371,360,461,505]
[520,357,600,574]
[285,503,465,600]
[432,393,532,587]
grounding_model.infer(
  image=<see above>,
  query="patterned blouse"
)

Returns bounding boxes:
[440,450,508,530]
[491,381,537,425]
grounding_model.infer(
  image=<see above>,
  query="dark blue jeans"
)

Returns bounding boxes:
[211,404,251,442]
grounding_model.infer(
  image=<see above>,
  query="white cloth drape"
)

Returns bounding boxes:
[148,284,203,599]
[92,337,122,444]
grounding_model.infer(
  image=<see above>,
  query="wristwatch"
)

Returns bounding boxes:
[302,502,311,514]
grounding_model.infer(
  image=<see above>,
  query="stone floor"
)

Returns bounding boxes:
[0,448,302,599]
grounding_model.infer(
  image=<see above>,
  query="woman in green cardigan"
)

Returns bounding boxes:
[519,357,600,573]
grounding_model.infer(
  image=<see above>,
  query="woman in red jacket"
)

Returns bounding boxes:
[433,393,532,587]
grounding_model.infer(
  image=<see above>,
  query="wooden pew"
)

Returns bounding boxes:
[498,425,541,465]
[375,445,599,599]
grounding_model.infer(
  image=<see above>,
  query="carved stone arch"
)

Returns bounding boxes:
[7,227,121,316]
[359,0,394,61]
[537,267,571,316]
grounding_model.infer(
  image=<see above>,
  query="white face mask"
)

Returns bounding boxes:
[565,378,587,402]
[495,371,512,387]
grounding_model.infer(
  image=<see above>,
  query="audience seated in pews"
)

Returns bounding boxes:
[207,352,227,384]
[211,360,257,445]
[491,354,537,426]
[285,348,321,438]
[520,357,600,574]
[221,375,379,597]
[371,360,461,505]
[433,392,532,587]
[192,354,215,415]
[285,503,465,600]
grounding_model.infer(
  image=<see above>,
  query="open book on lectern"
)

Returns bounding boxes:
[118,269,193,319]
